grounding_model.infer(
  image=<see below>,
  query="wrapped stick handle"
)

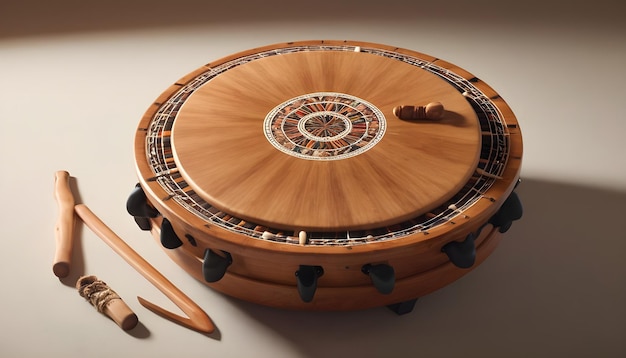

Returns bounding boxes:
[74,204,215,334]
[76,275,139,331]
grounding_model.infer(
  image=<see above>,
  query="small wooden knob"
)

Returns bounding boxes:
[77,275,138,331]
[393,102,444,120]
[298,231,307,245]
[105,298,140,331]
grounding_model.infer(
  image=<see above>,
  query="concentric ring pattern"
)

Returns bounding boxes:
[263,92,386,160]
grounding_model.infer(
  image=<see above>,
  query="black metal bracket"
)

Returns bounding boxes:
[387,298,418,315]
[489,191,523,233]
[295,265,324,303]
[202,249,233,282]
[133,217,152,231]
[441,190,522,268]
[362,263,395,294]
[126,184,159,218]
[160,217,183,249]
[126,184,159,231]
[442,233,476,269]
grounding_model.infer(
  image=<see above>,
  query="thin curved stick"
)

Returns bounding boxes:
[74,204,215,334]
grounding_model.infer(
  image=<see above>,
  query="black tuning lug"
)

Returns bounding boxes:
[362,263,395,294]
[295,265,324,303]
[160,217,183,249]
[126,184,159,218]
[387,298,418,315]
[133,217,152,231]
[489,191,523,233]
[442,233,476,269]
[202,249,233,282]
[127,184,159,231]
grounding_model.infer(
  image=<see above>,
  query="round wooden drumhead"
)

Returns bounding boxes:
[170,50,480,231]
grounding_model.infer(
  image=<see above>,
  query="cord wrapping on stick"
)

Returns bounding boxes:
[76,274,139,331]
[77,275,121,313]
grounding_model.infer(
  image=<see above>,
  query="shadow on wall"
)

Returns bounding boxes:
[1,0,624,40]
[223,178,626,358]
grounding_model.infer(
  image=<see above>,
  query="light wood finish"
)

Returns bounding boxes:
[74,204,215,334]
[53,170,75,278]
[105,298,139,331]
[151,220,503,311]
[145,193,501,293]
[393,102,445,120]
[171,50,480,231]
[132,40,524,311]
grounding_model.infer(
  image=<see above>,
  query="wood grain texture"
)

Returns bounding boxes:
[171,51,480,230]
[131,40,523,311]
[75,204,215,334]
[53,170,75,278]
[149,219,503,311]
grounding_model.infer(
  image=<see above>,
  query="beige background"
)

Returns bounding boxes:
[1,1,625,357]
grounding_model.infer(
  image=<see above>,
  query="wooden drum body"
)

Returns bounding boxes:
[128,41,523,312]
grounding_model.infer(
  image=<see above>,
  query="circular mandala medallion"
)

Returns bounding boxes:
[263,92,386,160]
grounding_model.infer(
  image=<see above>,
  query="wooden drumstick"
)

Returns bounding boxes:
[53,170,75,278]
[393,102,445,120]
[74,204,215,334]
[76,275,139,331]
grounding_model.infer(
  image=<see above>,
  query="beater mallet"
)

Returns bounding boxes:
[76,275,139,331]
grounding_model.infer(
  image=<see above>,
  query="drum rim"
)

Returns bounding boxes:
[169,50,482,231]
[133,39,523,251]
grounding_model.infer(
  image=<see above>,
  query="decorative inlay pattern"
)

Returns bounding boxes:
[263,92,385,160]
[142,43,512,245]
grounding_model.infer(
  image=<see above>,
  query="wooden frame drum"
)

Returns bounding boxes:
[128,40,523,313]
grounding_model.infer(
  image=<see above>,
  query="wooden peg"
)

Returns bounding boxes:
[298,231,307,245]
[393,102,444,120]
[476,167,503,179]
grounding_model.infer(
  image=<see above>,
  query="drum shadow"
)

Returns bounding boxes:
[439,110,470,127]
[226,178,626,357]
[396,110,472,128]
